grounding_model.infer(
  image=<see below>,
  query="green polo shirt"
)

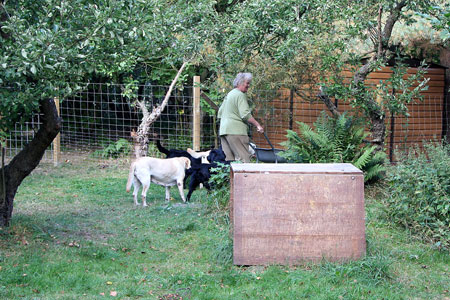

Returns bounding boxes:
[218,88,252,136]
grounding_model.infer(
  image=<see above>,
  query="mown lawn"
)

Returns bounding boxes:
[0,160,448,299]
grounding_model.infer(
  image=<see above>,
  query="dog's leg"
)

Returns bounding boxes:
[177,179,186,202]
[165,186,171,201]
[132,177,141,206]
[141,176,151,207]
[187,177,200,202]
[141,185,149,207]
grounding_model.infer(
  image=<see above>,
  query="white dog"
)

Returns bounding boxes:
[126,156,191,206]
[249,142,256,155]
[187,148,211,163]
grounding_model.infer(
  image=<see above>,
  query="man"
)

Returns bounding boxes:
[218,73,264,162]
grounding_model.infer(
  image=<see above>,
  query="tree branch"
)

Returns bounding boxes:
[318,86,341,118]
[377,5,383,57]
[382,1,407,43]
[133,61,188,157]
[353,1,406,85]
[200,92,219,112]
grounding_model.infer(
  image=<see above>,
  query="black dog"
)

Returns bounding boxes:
[185,147,230,201]
[156,139,202,167]
[206,147,226,163]
[155,138,229,201]
[185,160,231,202]
[185,163,214,201]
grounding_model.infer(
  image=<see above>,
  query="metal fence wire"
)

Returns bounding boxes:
[60,83,217,150]
[4,82,449,164]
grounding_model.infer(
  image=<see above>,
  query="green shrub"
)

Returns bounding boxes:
[92,138,131,158]
[385,141,450,249]
[207,162,232,211]
[279,111,387,182]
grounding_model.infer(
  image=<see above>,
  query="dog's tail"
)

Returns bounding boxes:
[156,139,170,156]
[126,162,136,192]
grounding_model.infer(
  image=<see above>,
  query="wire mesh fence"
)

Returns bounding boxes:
[4,82,217,164]
[3,82,449,165]
[58,83,217,152]
[249,88,448,162]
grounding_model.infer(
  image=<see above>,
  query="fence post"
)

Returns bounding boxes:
[193,76,201,151]
[53,97,61,166]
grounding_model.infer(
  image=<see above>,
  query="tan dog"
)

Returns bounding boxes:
[126,157,191,206]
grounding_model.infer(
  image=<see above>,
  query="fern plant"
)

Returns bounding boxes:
[279,112,387,182]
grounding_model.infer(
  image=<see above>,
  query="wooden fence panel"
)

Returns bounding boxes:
[252,67,446,159]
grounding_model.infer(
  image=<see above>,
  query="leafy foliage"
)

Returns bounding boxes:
[385,141,450,249]
[418,3,450,47]
[279,112,387,182]
[0,0,218,135]
[92,138,131,159]
[207,162,232,211]
[205,0,441,155]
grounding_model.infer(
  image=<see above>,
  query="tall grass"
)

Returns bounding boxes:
[0,160,448,299]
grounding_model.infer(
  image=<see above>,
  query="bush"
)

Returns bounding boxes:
[207,162,232,211]
[385,141,450,249]
[279,111,387,183]
[92,138,131,158]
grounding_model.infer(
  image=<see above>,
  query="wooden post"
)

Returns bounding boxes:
[53,97,61,166]
[193,76,201,151]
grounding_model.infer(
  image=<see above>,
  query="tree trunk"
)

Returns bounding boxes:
[0,98,62,226]
[318,3,407,151]
[350,3,406,152]
[132,62,187,158]
[368,109,386,151]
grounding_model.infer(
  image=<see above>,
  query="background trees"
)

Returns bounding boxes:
[1,0,448,226]
[208,0,445,150]
[0,0,217,226]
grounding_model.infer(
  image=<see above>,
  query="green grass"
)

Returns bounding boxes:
[0,160,449,299]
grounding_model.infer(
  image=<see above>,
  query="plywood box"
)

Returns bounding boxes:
[230,163,365,265]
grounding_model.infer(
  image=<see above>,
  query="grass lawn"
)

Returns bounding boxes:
[0,159,448,299]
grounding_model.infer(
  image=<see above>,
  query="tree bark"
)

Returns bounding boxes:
[318,86,341,118]
[0,98,62,226]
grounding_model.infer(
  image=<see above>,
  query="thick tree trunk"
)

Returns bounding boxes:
[0,98,62,226]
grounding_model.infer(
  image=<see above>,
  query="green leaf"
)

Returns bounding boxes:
[21,49,28,59]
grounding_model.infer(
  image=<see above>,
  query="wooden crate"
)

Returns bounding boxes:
[230,163,365,265]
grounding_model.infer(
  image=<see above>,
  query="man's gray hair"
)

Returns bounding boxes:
[233,73,252,88]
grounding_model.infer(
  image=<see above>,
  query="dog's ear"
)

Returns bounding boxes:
[185,158,191,169]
